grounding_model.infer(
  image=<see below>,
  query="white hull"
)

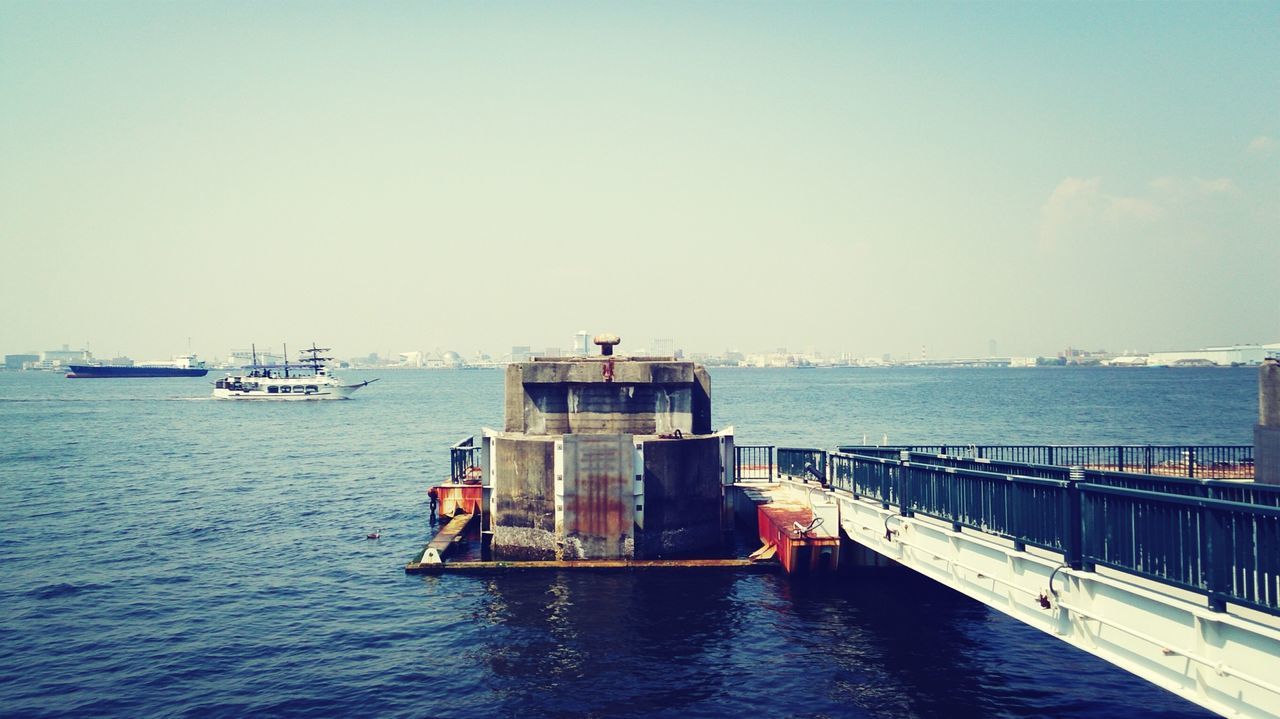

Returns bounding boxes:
[213,343,376,400]
[212,383,367,400]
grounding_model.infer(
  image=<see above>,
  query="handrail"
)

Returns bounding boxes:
[733,445,775,481]
[837,444,1254,479]
[792,445,1278,616]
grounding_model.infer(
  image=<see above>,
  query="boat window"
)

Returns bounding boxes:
[267,386,278,393]
[306,385,318,392]
[215,380,225,389]
[281,386,291,393]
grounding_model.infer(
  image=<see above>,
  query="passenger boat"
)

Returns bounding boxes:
[212,344,377,400]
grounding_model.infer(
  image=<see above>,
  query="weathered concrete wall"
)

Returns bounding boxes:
[692,366,712,435]
[567,385,693,435]
[636,436,722,558]
[518,360,694,385]
[494,354,721,559]
[505,359,703,437]
[524,384,570,435]
[504,364,526,433]
[492,436,557,560]
[1257,358,1280,485]
[561,434,634,559]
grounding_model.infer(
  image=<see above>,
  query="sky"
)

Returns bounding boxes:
[1,2,1277,361]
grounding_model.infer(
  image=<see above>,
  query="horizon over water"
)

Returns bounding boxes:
[0,366,1253,718]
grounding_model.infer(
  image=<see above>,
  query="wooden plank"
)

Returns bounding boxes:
[415,513,475,566]
[405,558,778,574]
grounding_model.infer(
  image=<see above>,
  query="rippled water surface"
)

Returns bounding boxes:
[1,367,1254,717]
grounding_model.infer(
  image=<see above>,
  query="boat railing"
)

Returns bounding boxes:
[449,436,482,483]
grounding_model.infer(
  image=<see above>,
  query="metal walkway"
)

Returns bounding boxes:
[736,445,1280,719]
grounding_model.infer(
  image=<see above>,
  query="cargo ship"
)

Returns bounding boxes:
[66,355,209,378]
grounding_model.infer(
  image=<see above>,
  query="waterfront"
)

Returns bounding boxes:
[0,367,1254,718]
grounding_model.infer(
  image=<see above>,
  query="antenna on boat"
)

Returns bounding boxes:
[284,342,289,378]
[252,343,258,368]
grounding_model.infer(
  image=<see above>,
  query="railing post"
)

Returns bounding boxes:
[1202,502,1228,612]
[769,446,775,483]
[1144,446,1153,475]
[1187,447,1196,479]
[1116,446,1124,473]
[480,434,493,561]
[899,450,913,516]
[1065,467,1084,569]
[1047,446,1056,466]
[880,460,891,509]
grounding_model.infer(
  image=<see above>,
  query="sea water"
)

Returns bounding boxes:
[1,367,1253,718]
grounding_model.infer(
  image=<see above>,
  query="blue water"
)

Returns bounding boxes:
[0,367,1255,718]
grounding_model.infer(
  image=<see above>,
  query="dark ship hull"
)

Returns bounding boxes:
[66,365,209,378]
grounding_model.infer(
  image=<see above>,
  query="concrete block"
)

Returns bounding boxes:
[503,365,526,433]
[515,360,694,385]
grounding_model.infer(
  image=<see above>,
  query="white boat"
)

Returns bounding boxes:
[212,344,377,400]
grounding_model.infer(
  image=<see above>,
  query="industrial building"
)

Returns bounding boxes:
[1147,343,1279,367]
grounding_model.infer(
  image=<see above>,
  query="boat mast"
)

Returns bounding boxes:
[300,343,332,374]
[284,343,289,378]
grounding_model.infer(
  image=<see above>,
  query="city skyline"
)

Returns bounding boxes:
[2,4,1276,363]
[7,331,1279,368]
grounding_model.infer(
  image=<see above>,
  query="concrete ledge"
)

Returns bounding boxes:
[405,558,778,574]
[514,360,695,385]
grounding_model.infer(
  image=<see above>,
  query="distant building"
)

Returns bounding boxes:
[1106,355,1148,367]
[4,354,38,370]
[398,351,423,368]
[1147,344,1276,367]
[541,347,563,358]
[42,346,91,365]
[651,338,675,358]
[511,346,532,362]
[572,331,589,356]
[230,349,283,367]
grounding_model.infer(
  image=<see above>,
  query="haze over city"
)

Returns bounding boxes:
[2,3,1276,362]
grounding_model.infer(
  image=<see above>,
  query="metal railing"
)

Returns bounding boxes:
[788,446,1280,615]
[734,445,775,481]
[837,444,1254,479]
[449,436,481,483]
[863,451,1280,508]
[778,447,826,482]
[1080,484,1280,612]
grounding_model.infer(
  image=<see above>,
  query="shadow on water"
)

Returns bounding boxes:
[468,572,741,718]
[779,568,1211,719]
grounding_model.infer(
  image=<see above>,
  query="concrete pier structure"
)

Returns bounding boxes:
[1256,357,1280,485]
[486,339,727,561]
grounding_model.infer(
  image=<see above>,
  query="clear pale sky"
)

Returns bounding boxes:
[2,2,1276,361]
